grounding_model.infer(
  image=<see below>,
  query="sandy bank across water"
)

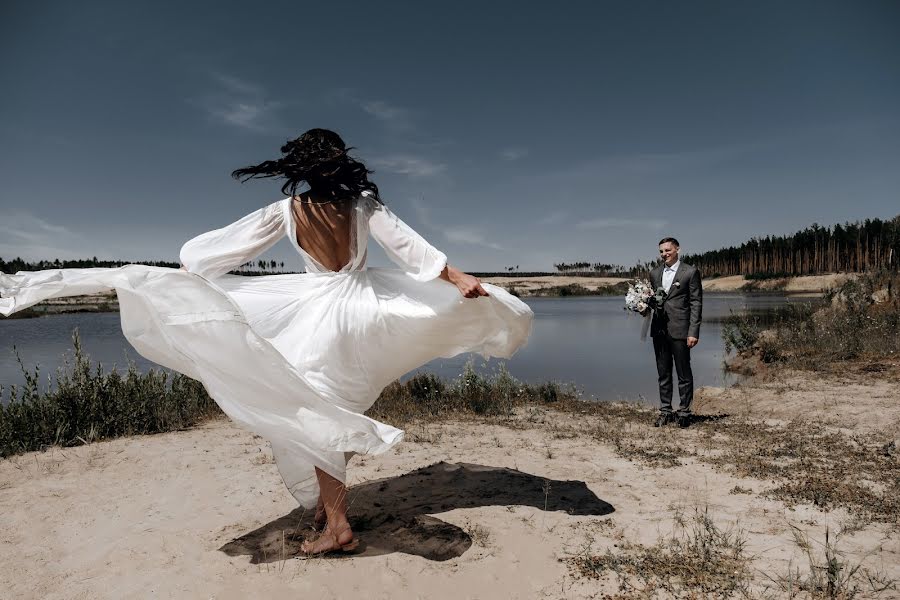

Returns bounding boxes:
[481,273,851,295]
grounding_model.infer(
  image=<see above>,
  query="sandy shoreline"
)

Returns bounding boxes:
[2,363,898,599]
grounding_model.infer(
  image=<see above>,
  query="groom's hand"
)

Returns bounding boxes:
[687,336,699,348]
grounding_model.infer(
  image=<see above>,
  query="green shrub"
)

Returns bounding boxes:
[722,313,761,354]
[367,359,579,427]
[721,271,900,368]
[0,331,219,457]
[1,337,582,457]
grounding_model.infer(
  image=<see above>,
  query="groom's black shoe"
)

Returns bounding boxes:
[677,414,692,428]
[654,413,675,427]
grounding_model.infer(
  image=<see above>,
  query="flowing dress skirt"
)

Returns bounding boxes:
[0,266,533,507]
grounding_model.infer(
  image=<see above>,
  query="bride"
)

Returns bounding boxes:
[0,128,533,555]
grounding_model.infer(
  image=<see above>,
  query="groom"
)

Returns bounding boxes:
[649,237,703,428]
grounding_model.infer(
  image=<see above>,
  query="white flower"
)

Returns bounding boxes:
[624,278,656,313]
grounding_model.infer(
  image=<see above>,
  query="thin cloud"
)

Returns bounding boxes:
[501,147,528,161]
[575,217,668,230]
[409,198,503,251]
[538,211,568,226]
[0,213,102,260]
[362,100,411,127]
[331,89,416,132]
[212,73,263,96]
[444,227,503,250]
[193,73,283,133]
[370,155,446,177]
[410,196,438,229]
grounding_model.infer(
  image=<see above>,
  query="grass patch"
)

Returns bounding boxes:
[0,331,219,457]
[463,521,492,547]
[723,271,900,369]
[0,307,42,319]
[567,506,751,598]
[773,525,897,599]
[365,361,581,427]
[532,282,629,297]
[1,337,586,458]
[719,420,899,523]
[589,410,900,525]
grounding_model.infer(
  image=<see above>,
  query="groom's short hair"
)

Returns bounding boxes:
[658,237,680,247]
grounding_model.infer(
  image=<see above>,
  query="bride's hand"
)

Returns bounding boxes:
[441,266,490,299]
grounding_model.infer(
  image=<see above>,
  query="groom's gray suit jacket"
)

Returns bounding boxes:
[650,262,703,339]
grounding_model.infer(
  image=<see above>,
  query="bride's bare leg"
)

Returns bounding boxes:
[314,495,326,531]
[301,467,355,554]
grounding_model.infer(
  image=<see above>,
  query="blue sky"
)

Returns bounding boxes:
[1,1,898,271]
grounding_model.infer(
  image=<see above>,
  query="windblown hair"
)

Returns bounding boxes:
[231,129,380,202]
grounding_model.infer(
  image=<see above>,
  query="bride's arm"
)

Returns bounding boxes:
[439,265,489,298]
[366,195,487,298]
[366,196,446,280]
[366,197,488,298]
[180,201,286,278]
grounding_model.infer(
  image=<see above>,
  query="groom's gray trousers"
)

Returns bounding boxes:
[652,333,693,415]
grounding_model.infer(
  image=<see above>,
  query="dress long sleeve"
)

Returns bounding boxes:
[366,196,448,281]
[180,201,286,279]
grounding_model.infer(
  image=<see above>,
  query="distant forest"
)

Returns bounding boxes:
[0,257,288,276]
[3,215,899,278]
[681,216,900,277]
[554,214,900,278]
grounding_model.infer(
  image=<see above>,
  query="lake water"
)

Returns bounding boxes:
[0,294,816,404]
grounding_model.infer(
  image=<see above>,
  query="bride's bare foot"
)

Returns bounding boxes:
[300,524,357,555]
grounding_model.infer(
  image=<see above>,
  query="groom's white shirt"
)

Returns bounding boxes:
[662,260,680,293]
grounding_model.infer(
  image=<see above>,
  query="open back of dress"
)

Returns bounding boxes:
[289,200,354,273]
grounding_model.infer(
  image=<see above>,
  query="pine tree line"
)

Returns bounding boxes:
[555,215,900,278]
[553,262,657,277]
[0,257,290,274]
[680,216,900,277]
[0,257,181,273]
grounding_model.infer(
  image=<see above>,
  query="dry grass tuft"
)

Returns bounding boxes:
[463,521,492,548]
[567,506,751,598]
[772,525,897,599]
[702,418,900,524]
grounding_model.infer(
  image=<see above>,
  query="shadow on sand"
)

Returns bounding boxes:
[220,461,614,562]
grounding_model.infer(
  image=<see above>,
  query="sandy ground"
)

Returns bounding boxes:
[7,291,120,317]
[481,273,851,295]
[480,276,630,294]
[2,367,899,599]
[702,273,852,293]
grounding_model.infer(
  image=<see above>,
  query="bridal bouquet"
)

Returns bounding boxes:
[624,279,666,315]
[624,279,666,340]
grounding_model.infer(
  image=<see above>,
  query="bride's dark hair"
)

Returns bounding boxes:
[231,128,381,202]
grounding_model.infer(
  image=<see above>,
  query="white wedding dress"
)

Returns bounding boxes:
[0,194,533,507]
